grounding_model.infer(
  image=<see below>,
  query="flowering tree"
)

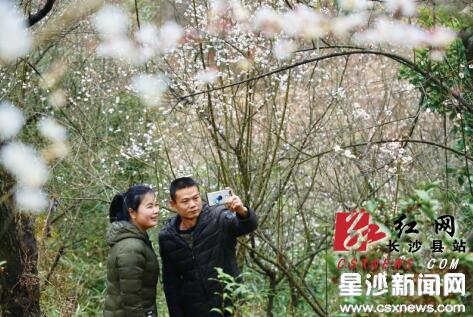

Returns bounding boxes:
[0,0,471,316]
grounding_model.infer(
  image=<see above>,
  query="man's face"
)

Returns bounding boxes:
[171,186,202,221]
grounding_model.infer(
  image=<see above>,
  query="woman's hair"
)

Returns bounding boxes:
[109,185,155,223]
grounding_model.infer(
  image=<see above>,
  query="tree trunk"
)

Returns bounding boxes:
[0,175,41,317]
[266,274,276,317]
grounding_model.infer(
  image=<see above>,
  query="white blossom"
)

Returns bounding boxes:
[344,149,356,159]
[282,5,328,40]
[230,1,249,22]
[49,90,67,109]
[131,73,168,107]
[210,0,229,16]
[15,187,48,212]
[338,0,371,12]
[0,102,24,140]
[0,1,32,62]
[273,39,297,60]
[93,5,130,39]
[96,37,136,61]
[134,23,160,62]
[195,68,220,84]
[46,141,70,159]
[0,142,49,187]
[334,144,342,152]
[135,23,159,49]
[354,18,427,48]
[38,118,68,142]
[332,13,367,38]
[158,21,184,53]
[252,7,282,35]
[426,27,456,48]
[386,0,417,17]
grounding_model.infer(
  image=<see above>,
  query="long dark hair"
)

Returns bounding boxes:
[109,185,155,223]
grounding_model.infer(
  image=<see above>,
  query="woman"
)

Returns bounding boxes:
[104,185,159,317]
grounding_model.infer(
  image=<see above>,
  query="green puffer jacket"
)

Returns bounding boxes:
[104,221,159,317]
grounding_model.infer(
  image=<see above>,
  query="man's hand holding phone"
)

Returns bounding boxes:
[224,194,248,218]
[207,188,248,217]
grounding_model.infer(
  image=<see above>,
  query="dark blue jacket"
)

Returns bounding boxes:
[158,204,258,317]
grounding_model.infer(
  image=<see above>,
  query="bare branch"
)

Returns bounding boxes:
[174,50,473,113]
[28,0,56,27]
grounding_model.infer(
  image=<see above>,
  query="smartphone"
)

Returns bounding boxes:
[207,189,232,206]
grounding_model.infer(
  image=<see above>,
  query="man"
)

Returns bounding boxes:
[158,177,258,317]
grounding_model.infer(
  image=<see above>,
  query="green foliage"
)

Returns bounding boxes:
[398,7,473,221]
[210,267,257,317]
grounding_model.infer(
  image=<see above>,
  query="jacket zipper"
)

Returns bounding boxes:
[171,230,211,300]
[189,239,211,302]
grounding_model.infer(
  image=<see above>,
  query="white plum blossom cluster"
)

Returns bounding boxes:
[0,102,69,212]
[379,141,413,173]
[334,144,357,159]
[353,102,370,120]
[209,0,456,61]
[92,5,184,64]
[0,0,32,62]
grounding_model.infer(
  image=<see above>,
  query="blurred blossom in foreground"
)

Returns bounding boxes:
[49,90,67,109]
[338,0,371,12]
[195,68,220,84]
[38,118,68,142]
[134,21,183,62]
[15,187,48,212]
[135,23,159,60]
[0,102,25,140]
[93,5,135,61]
[230,0,250,22]
[426,27,457,48]
[93,4,183,63]
[252,7,282,36]
[93,5,129,39]
[38,117,70,160]
[96,37,135,61]
[354,18,456,58]
[210,0,229,16]
[282,5,328,40]
[427,28,457,61]
[386,0,417,17]
[0,0,32,62]
[273,39,298,60]
[353,18,427,49]
[331,13,367,38]
[0,142,49,187]
[209,0,249,35]
[43,141,70,161]
[131,74,168,107]
[158,21,184,53]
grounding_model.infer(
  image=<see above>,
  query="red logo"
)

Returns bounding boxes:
[334,209,387,252]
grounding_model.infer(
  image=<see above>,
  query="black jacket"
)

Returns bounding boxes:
[158,203,258,317]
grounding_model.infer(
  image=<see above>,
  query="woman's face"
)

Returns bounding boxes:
[130,192,159,231]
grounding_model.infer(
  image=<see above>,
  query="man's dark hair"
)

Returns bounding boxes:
[170,177,199,201]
